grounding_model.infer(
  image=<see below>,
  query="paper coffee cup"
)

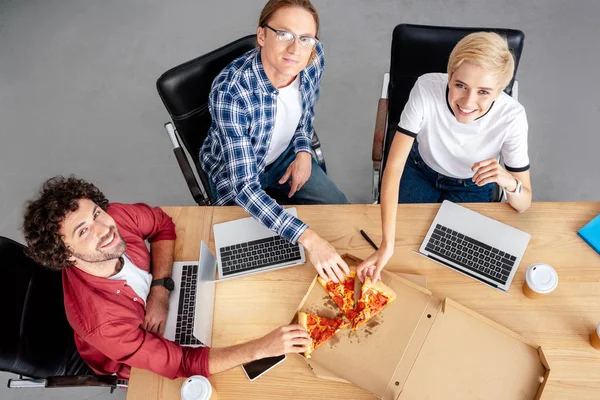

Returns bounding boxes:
[181,375,217,400]
[522,264,558,299]
[590,323,600,350]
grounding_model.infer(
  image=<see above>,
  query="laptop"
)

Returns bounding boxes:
[202,207,306,283]
[163,260,215,347]
[418,200,531,292]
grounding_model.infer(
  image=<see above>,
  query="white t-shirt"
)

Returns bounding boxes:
[108,254,152,303]
[265,75,303,165]
[398,73,530,179]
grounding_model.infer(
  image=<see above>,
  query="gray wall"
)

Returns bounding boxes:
[1,0,599,244]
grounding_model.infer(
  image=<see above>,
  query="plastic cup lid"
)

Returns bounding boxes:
[181,376,211,400]
[525,264,558,294]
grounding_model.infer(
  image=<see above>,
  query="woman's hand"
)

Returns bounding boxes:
[472,158,517,190]
[356,245,394,283]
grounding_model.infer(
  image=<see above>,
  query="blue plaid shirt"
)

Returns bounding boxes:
[200,44,324,243]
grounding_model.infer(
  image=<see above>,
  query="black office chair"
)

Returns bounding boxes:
[0,236,126,392]
[157,35,327,206]
[371,24,525,203]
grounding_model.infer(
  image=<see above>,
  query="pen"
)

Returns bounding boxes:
[360,230,379,250]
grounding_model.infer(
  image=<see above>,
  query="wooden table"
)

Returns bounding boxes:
[127,202,600,399]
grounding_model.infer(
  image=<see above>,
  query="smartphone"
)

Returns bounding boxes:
[242,354,287,381]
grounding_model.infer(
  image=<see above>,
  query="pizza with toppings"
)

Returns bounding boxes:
[351,277,396,330]
[317,267,358,321]
[298,311,349,358]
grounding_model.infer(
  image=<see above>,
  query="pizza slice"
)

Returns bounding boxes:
[298,311,349,358]
[351,277,397,330]
[317,267,358,321]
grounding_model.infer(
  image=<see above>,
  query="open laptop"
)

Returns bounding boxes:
[418,200,531,292]
[203,207,306,283]
[163,261,215,347]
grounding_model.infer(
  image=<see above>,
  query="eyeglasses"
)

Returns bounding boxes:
[263,24,319,50]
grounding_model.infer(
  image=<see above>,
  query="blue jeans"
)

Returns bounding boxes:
[398,142,493,203]
[210,142,348,205]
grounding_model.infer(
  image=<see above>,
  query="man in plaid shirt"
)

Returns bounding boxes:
[200,0,349,283]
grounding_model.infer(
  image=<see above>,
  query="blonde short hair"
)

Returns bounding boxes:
[447,32,515,90]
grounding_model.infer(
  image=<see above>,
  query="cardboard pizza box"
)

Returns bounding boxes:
[306,261,428,384]
[295,254,550,400]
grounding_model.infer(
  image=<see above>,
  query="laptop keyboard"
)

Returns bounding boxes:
[425,224,517,285]
[174,264,203,346]
[219,236,302,276]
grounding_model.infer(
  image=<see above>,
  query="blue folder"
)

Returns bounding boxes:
[578,214,600,254]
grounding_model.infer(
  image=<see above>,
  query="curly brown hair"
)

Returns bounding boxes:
[23,176,109,271]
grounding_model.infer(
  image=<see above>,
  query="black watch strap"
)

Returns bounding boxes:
[151,277,175,291]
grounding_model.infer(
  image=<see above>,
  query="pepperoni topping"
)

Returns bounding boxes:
[320,330,335,341]
[346,309,358,320]
[356,301,366,312]
[333,296,344,308]
[343,278,355,291]
[370,303,383,314]
[307,315,318,326]
[307,318,346,348]
[368,293,388,310]
[376,293,388,305]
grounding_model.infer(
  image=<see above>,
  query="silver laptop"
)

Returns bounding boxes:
[163,261,215,347]
[205,207,306,283]
[418,200,531,292]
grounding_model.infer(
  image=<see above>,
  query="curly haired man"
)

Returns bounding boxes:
[23,176,310,379]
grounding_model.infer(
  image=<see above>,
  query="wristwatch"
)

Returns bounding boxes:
[151,277,175,292]
[504,177,523,196]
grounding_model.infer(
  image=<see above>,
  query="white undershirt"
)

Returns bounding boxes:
[108,253,152,303]
[398,73,530,179]
[265,75,303,165]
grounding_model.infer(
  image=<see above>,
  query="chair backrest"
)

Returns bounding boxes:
[156,35,257,190]
[0,236,90,378]
[383,24,525,176]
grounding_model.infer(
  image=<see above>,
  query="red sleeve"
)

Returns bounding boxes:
[108,203,176,243]
[88,319,210,379]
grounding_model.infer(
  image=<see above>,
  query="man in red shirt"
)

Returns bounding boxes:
[22,176,310,379]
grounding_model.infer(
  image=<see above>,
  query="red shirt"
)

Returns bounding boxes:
[62,202,210,379]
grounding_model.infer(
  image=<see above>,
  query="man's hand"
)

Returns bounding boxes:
[356,246,394,284]
[208,324,311,374]
[472,159,518,190]
[142,287,169,335]
[299,229,350,283]
[278,151,312,198]
[256,325,311,359]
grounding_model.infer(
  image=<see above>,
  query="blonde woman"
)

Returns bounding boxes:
[358,32,532,283]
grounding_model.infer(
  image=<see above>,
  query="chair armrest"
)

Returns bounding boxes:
[372,73,390,172]
[372,97,388,170]
[311,130,327,174]
[372,73,390,204]
[164,123,210,205]
[8,375,128,391]
[45,375,124,388]
[173,147,206,205]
